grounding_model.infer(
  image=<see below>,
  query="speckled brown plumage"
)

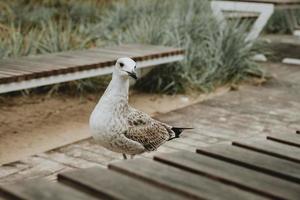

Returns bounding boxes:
[125,107,175,151]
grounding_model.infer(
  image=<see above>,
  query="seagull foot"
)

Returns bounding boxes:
[122,154,127,160]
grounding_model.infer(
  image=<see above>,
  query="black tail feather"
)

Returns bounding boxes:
[168,127,193,141]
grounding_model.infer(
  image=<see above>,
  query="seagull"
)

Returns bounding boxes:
[89,57,191,159]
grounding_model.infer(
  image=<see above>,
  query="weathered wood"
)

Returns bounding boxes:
[233,138,300,163]
[58,167,188,200]
[64,140,122,160]
[155,151,300,200]
[163,140,199,152]
[196,144,300,184]
[109,158,266,200]
[38,152,103,169]
[0,163,29,180]
[267,133,300,148]
[61,146,115,165]
[0,179,98,200]
[0,156,69,185]
[0,44,184,85]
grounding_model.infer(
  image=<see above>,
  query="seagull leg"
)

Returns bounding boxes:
[122,154,127,160]
[130,155,135,159]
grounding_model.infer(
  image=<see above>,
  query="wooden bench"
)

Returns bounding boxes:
[212,0,300,62]
[212,0,300,40]
[0,44,184,94]
[1,132,299,200]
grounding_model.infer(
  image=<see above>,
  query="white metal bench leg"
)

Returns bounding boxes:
[211,1,274,42]
[211,1,274,62]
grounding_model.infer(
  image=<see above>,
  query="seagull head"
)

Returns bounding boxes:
[114,57,138,80]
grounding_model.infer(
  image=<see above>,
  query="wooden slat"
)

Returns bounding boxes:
[0,72,14,77]
[109,158,266,200]
[0,74,12,78]
[0,68,32,76]
[233,138,300,163]
[0,179,98,200]
[2,59,62,71]
[61,50,129,60]
[0,70,23,76]
[89,49,141,57]
[267,133,300,147]
[196,144,300,184]
[58,167,187,200]
[154,151,300,200]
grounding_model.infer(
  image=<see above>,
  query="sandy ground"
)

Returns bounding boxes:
[0,88,229,164]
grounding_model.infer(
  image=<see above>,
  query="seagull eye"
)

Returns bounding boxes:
[119,62,124,67]
[134,65,137,69]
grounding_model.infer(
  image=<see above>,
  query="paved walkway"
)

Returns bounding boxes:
[1,62,299,185]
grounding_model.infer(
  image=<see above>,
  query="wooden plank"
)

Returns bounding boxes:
[60,51,123,60]
[0,68,32,76]
[154,151,300,200]
[2,59,61,71]
[61,146,115,165]
[58,167,187,200]
[0,74,12,78]
[109,158,266,200]
[0,70,23,76]
[0,179,98,200]
[196,144,300,184]
[90,49,141,57]
[0,156,69,185]
[233,138,300,163]
[163,140,199,152]
[121,44,184,54]
[0,72,14,77]
[38,152,102,169]
[267,133,300,148]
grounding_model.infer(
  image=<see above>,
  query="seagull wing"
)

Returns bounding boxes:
[125,107,172,151]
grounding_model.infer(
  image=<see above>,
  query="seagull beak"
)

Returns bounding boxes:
[127,71,138,80]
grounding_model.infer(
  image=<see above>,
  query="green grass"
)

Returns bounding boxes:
[0,0,263,95]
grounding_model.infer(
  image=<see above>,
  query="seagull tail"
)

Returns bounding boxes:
[169,127,193,141]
